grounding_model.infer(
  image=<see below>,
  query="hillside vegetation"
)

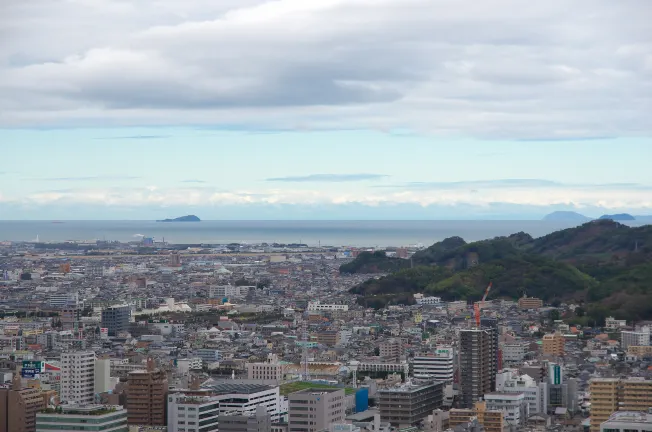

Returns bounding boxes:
[344,220,652,321]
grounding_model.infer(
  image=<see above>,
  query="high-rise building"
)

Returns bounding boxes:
[378,382,443,427]
[127,358,168,426]
[379,339,403,360]
[101,305,131,337]
[589,378,652,432]
[288,388,345,432]
[449,401,504,432]
[412,346,455,382]
[621,331,650,350]
[0,373,47,432]
[219,405,272,432]
[459,327,497,408]
[95,359,111,394]
[167,393,220,432]
[61,351,96,405]
[35,404,128,432]
[542,333,565,356]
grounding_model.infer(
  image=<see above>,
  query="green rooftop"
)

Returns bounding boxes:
[280,381,356,396]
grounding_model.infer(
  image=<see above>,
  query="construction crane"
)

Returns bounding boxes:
[474,282,492,327]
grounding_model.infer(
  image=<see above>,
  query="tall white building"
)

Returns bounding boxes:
[94,359,111,394]
[168,394,220,432]
[61,351,96,405]
[412,346,455,382]
[484,392,529,425]
[496,369,548,415]
[621,331,650,350]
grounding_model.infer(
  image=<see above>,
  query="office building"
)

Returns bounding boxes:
[49,292,79,309]
[61,351,96,405]
[167,393,220,432]
[496,369,548,415]
[605,317,627,330]
[95,359,112,394]
[288,388,345,432]
[36,404,128,432]
[207,383,283,422]
[517,296,543,310]
[484,392,528,426]
[501,342,529,363]
[306,301,348,312]
[0,373,47,432]
[219,405,272,432]
[627,345,652,357]
[449,402,504,432]
[378,382,443,427]
[599,411,652,432]
[101,305,131,337]
[589,378,652,432]
[621,331,650,350]
[248,362,286,381]
[459,327,497,408]
[316,331,340,347]
[195,349,222,364]
[379,339,403,360]
[412,346,455,382]
[542,332,565,356]
[127,358,168,426]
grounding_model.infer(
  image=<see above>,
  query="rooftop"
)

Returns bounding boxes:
[205,383,274,395]
[604,412,652,424]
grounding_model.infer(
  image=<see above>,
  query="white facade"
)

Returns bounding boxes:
[496,369,548,415]
[600,411,652,432]
[36,405,127,432]
[49,292,79,308]
[168,394,220,432]
[415,296,442,305]
[213,385,284,422]
[209,285,252,299]
[484,392,529,426]
[605,317,627,330]
[307,301,348,312]
[501,342,530,363]
[94,359,112,393]
[621,331,650,349]
[412,347,454,382]
[61,351,96,405]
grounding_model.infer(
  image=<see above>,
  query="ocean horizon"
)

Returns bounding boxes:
[1,219,646,247]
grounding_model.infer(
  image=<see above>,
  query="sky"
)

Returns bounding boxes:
[1,0,651,220]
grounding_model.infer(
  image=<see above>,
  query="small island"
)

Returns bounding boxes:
[156,215,201,222]
[542,211,590,222]
[598,213,635,221]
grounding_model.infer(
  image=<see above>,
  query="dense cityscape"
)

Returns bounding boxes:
[1,231,651,432]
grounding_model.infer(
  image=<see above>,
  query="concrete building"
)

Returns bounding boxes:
[0,373,47,432]
[219,405,272,432]
[627,345,652,357]
[589,378,652,432]
[167,393,220,432]
[379,339,403,360]
[316,331,340,347]
[484,392,528,426]
[599,411,652,432]
[621,331,650,350]
[195,349,222,364]
[288,388,345,432]
[127,358,168,426]
[306,301,348,312]
[495,369,548,415]
[35,404,128,432]
[414,295,442,305]
[208,383,284,423]
[501,342,529,363]
[605,317,627,330]
[459,328,497,408]
[49,292,79,309]
[61,351,96,405]
[517,297,543,310]
[101,305,131,337]
[95,359,112,394]
[412,346,454,382]
[248,362,285,381]
[449,402,503,432]
[378,382,443,427]
[542,332,565,356]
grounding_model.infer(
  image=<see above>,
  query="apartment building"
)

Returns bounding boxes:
[459,328,497,408]
[0,373,47,432]
[518,297,543,310]
[288,388,345,432]
[589,378,652,432]
[316,331,340,347]
[412,346,454,382]
[496,369,548,415]
[449,401,504,432]
[61,351,96,405]
[378,382,443,427]
[621,331,650,350]
[247,362,286,381]
[127,359,168,426]
[627,345,652,357]
[101,305,131,337]
[379,339,403,360]
[306,301,348,312]
[484,392,528,426]
[501,342,530,363]
[542,332,565,356]
[605,317,627,330]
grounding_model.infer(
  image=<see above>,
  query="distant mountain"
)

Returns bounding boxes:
[599,213,635,221]
[542,211,591,222]
[157,215,201,222]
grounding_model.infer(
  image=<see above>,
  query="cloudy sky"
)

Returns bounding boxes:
[1,0,651,219]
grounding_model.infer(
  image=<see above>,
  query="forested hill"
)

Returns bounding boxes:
[344,220,652,321]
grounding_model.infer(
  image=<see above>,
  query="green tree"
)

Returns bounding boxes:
[576,307,585,317]
[549,310,561,321]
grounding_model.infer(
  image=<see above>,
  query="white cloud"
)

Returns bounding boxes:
[4,180,652,210]
[1,0,650,138]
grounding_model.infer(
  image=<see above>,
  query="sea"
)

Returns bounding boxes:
[1,220,645,247]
